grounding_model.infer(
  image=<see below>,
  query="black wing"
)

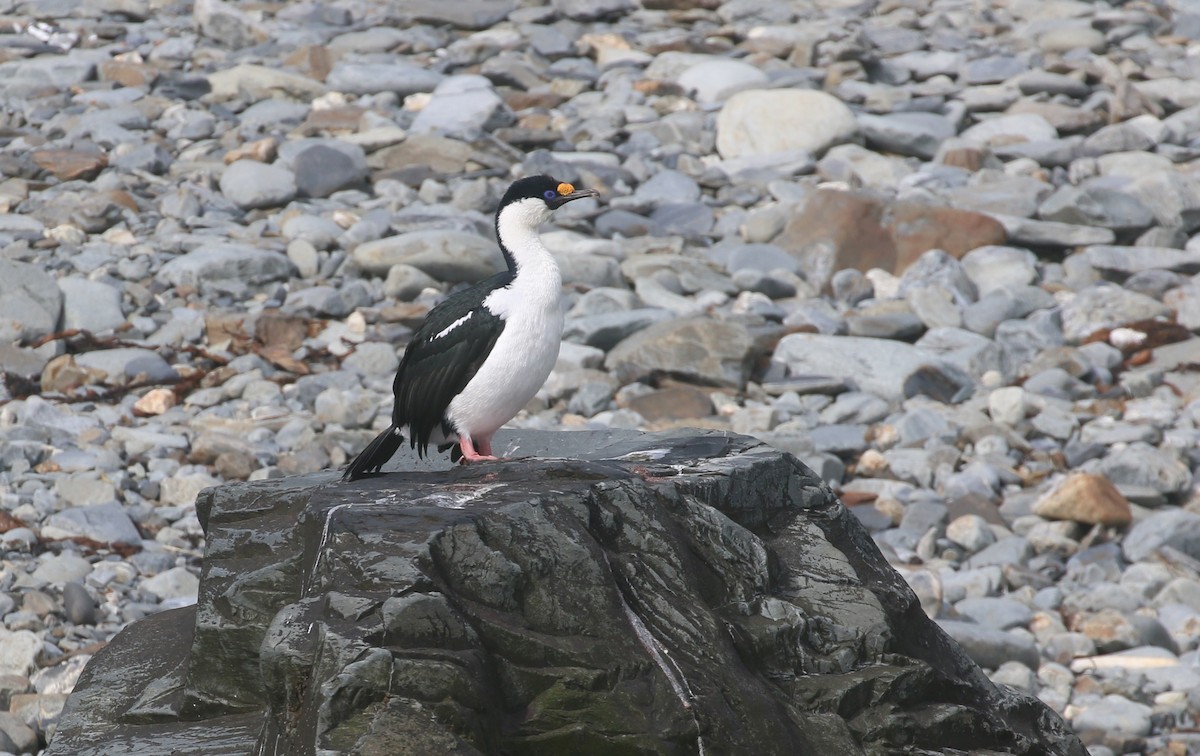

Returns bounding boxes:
[391,271,513,455]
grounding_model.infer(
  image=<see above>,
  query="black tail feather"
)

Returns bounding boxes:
[439,441,464,464]
[342,426,404,482]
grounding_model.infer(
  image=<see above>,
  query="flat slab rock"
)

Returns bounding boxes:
[49,430,1083,755]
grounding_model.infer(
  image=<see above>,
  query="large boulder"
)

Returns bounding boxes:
[776,189,1007,288]
[49,430,1084,756]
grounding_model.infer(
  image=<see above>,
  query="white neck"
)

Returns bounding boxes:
[496,198,557,275]
[488,198,562,317]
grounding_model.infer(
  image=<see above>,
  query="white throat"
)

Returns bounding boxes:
[486,197,562,320]
[496,198,555,274]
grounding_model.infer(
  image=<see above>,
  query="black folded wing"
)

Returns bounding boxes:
[391,271,512,455]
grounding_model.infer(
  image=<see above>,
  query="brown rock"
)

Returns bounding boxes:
[106,189,139,213]
[368,134,475,176]
[298,106,364,135]
[283,45,335,82]
[1068,609,1139,653]
[938,144,991,172]
[204,313,250,352]
[776,189,1007,286]
[623,386,714,422]
[223,137,278,165]
[133,387,177,416]
[41,355,101,394]
[97,60,159,89]
[31,150,108,182]
[0,511,25,533]
[888,202,1007,271]
[255,311,310,352]
[1032,473,1132,527]
[191,429,261,464]
[215,451,257,480]
[504,91,570,110]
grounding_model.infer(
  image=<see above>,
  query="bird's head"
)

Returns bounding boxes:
[497,175,599,228]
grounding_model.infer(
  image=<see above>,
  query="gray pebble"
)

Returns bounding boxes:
[937,619,1040,669]
[62,583,96,626]
[218,160,297,210]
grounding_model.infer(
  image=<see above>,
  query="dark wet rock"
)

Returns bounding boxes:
[49,430,1083,756]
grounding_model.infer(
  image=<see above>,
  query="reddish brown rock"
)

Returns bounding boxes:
[776,189,1007,286]
[938,144,991,172]
[886,201,1007,271]
[32,150,108,182]
[41,355,99,394]
[782,189,893,275]
[1032,473,1132,527]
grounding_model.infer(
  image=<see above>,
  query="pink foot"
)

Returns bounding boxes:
[458,436,499,464]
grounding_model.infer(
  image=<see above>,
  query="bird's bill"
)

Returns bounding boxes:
[548,184,599,208]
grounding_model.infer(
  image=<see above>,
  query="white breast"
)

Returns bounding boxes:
[444,243,563,440]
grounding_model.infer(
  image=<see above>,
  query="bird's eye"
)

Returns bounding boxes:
[543,190,557,200]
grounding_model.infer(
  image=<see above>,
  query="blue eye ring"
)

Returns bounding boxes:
[543,189,557,200]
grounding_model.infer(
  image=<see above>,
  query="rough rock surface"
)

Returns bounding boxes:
[48,430,1082,756]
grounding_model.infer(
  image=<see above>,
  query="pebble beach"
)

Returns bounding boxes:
[2,0,1200,753]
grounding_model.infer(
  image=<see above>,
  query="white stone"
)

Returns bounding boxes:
[0,629,41,676]
[141,566,200,603]
[678,59,768,104]
[960,113,1058,146]
[1070,694,1152,736]
[946,514,998,553]
[287,239,320,278]
[988,386,1027,426]
[159,472,221,507]
[717,90,859,159]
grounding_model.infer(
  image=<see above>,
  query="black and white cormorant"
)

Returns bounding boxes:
[342,175,598,481]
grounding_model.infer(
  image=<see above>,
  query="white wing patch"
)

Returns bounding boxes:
[432,312,473,341]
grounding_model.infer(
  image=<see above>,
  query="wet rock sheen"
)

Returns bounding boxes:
[50,430,1083,756]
